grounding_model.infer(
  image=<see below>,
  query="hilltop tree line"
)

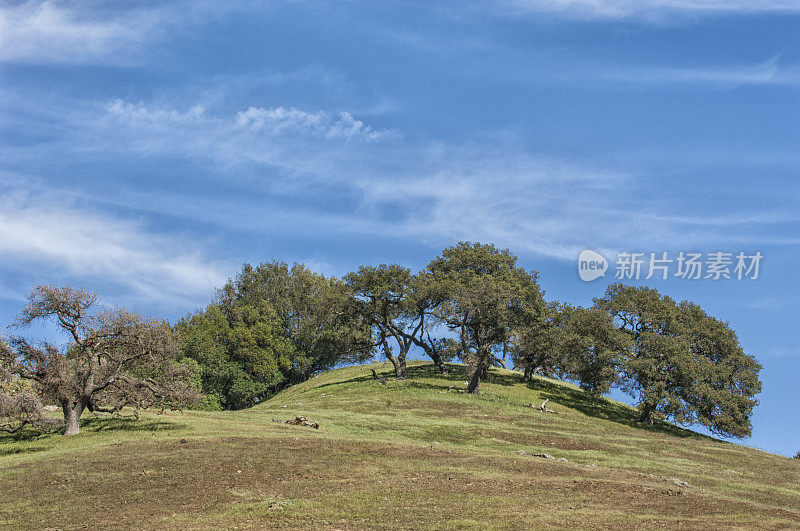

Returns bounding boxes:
[1,242,761,438]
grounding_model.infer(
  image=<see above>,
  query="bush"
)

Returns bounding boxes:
[192,394,223,411]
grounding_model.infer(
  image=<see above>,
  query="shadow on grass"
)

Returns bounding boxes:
[0,426,61,447]
[314,362,717,441]
[0,416,186,450]
[524,377,716,441]
[311,363,468,392]
[82,416,187,433]
[0,431,56,455]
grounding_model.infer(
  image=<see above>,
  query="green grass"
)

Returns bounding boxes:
[1,361,798,529]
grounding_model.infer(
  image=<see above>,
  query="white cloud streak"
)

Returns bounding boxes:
[0,1,166,64]
[236,106,400,141]
[4,92,794,314]
[608,58,800,88]
[504,57,800,89]
[82,99,795,261]
[105,100,399,144]
[0,185,228,309]
[498,0,800,19]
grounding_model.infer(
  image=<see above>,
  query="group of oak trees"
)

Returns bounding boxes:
[346,243,761,437]
[1,242,761,438]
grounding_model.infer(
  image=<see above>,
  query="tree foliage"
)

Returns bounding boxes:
[179,262,374,408]
[510,301,569,381]
[425,242,545,394]
[176,303,292,409]
[559,307,630,396]
[594,283,761,437]
[346,264,450,378]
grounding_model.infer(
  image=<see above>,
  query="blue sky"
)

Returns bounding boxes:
[1,0,798,456]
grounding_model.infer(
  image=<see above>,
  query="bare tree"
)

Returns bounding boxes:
[0,285,198,435]
[0,387,60,434]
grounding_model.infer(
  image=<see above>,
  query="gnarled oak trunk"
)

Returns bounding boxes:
[61,398,88,436]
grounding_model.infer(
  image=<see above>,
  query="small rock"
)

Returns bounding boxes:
[286,416,319,429]
[667,478,692,489]
[514,450,528,455]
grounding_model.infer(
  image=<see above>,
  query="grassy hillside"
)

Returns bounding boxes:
[1,362,798,529]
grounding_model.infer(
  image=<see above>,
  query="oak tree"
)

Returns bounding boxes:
[559,306,630,395]
[595,283,761,437]
[426,242,545,394]
[346,264,450,378]
[1,285,199,435]
[216,262,374,384]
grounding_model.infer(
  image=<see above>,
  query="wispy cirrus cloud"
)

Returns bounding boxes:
[0,1,167,64]
[503,56,800,89]
[22,96,793,263]
[105,99,399,145]
[496,0,800,20]
[606,57,800,88]
[4,90,796,307]
[0,182,228,309]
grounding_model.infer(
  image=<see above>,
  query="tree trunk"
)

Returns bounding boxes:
[395,343,410,380]
[380,337,404,379]
[466,366,481,394]
[639,402,656,425]
[499,343,508,369]
[467,347,489,394]
[387,355,407,379]
[387,354,402,378]
[62,398,87,436]
[430,352,447,374]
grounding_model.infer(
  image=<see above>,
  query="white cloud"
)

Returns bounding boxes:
[106,99,208,126]
[609,58,800,88]
[0,185,228,309]
[105,100,399,145]
[236,106,400,141]
[93,99,791,261]
[0,1,166,64]
[502,56,800,89]
[6,94,794,278]
[498,0,800,19]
